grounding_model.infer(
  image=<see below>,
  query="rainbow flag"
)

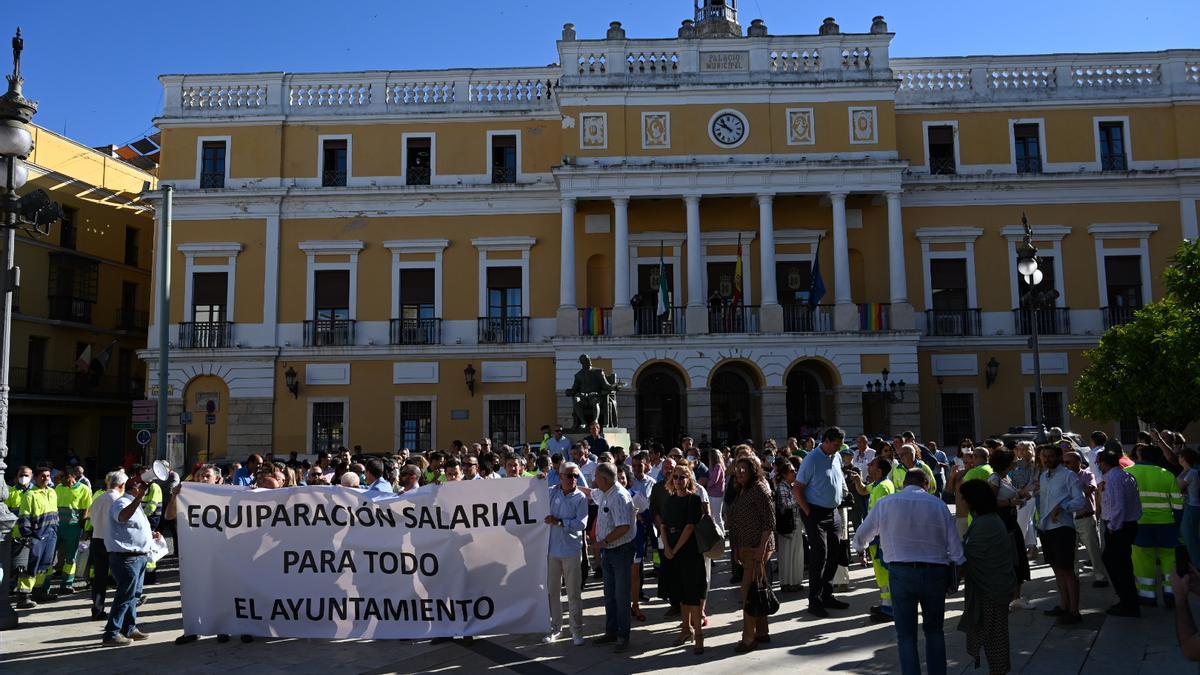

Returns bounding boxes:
[859,303,889,331]
[582,307,606,336]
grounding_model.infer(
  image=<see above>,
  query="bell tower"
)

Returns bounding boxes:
[693,0,742,38]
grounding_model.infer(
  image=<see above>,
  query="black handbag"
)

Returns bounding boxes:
[776,506,796,535]
[745,565,781,617]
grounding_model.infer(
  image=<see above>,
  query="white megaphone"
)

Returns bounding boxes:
[142,460,171,483]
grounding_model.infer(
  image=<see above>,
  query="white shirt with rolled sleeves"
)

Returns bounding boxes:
[592,483,636,549]
[853,485,966,566]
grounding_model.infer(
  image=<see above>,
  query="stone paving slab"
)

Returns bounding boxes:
[1,553,1194,674]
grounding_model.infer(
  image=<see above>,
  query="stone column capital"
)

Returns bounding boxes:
[612,196,630,207]
[683,194,702,206]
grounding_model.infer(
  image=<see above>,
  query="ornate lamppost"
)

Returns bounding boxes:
[1016,214,1057,444]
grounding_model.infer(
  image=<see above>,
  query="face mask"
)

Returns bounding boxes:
[17,475,31,486]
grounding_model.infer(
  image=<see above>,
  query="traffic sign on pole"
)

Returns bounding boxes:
[135,429,153,445]
[132,422,157,431]
[180,411,193,425]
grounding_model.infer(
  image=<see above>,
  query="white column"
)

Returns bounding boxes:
[886,191,916,330]
[613,197,630,308]
[559,198,577,308]
[831,192,852,304]
[758,194,778,305]
[555,198,578,336]
[886,192,908,304]
[1183,198,1199,241]
[685,195,703,307]
[684,195,707,334]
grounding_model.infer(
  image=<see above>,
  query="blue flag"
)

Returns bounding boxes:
[809,236,827,308]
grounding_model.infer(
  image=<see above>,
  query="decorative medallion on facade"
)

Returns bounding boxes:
[642,112,671,149]
[849,106,878,144]
[561,114,576,129]
[580,112,608,149]
[786,108,815,145]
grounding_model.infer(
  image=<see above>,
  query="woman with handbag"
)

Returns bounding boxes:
[662,464,707,654]
[774,457,804,592]
[729,454,777,653]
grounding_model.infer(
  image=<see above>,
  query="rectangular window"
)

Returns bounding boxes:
[314,269,350,320]
[940,392,976,449]
[405,137,432,186]
[1029,391,1065,430]
[25,335,47,391]
[399,268,435,319]
[192,272,228,323]
[59,206,77,250]
[775,261,812,305]
[486,266,522,318]
[48,253,98,323]
[930,258,969,311]
[322,139,348,187]
[927,125,957,175]
[637,263,675,308]
[1104,255,1142,325]
[488,399,522,447]
[1098,121,1127,171]
[1014,123,1042,174]
[491,134,517,184]
[311,402,345,454]
[200,141,226,188]
[124,227,140,266]
[706,261,738,306]
[399,400,433,451]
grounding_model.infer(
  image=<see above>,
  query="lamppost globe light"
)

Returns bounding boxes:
[1029,268,1044,286]
[3,156,26,189]
[0,124,32,158]
[1017,255,1038,277]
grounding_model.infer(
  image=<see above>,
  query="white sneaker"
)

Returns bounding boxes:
[542,630,562,644]
[1010,597,1033,611]
[573,636,586,646]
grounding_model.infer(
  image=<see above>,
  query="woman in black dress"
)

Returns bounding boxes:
[663,463,707,654]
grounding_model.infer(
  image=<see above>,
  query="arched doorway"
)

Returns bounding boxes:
[786,361,836,439]
[183,374,231,467]
[710,362,761,446]
[635,363,686,447]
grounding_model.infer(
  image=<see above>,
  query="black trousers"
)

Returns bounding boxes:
[1102,520,1139,609]
[89,537,110,612]
[803,505,839,603]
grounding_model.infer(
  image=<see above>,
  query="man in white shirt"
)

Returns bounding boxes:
[854,470,965,675]
[86,470,124,620]
[590,463,636,653]
[546,426,572,456]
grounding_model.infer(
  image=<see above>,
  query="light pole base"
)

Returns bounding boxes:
[0,531,18,630]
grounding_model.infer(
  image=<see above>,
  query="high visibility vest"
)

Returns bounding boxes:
[16,486,59,538]
[1125,463,1183,526]
[869,479,896,510]
[4,484,24,513]
[55,483,92,526]
[141,482,163,521]
[891,461,936,494]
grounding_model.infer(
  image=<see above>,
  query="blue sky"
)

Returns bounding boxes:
[8,0,1200,148]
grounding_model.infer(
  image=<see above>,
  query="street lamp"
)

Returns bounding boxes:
[1016,213,1057,444]
[0,28,62,632]
[863,367,906,403]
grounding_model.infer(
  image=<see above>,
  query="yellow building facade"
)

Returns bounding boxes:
[11,125,155,471]
[145,7,1200,459]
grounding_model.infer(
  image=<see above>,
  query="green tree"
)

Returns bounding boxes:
[1071,239,1200,431]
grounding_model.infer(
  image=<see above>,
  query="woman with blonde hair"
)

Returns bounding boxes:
[663,463,707,654]
[728,453,776,653]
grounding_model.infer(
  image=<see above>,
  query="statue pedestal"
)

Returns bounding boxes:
[565,428,632,454]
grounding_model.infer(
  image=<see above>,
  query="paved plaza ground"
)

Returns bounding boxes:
[1,550,1193,674]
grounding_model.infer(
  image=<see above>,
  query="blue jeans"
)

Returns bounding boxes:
[104,553,147,640]
[889,565,947,675]
[601,542,634,641]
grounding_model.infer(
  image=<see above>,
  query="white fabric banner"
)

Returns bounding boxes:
[175,480,550,639]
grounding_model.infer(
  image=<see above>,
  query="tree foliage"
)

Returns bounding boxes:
[1071,239,1200,431]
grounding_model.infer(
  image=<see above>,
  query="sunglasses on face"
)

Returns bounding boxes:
[672,475,688,481]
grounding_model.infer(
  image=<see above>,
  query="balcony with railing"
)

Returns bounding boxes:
[925,309,982,336]
[405,166,431,186]
[783,304,834,332]
[633,306,684,336]
[1100,155,1129,171]
[115,307,149,332]
[928,157,957,175]
[478,316,529,344]
[1102,305,1140,329]
[858,303,892,331]
[11,367,142,400]
[1015,156,1043,174]
[709,305,760,334]
[491,166,517,184]
[199,171,225,189]
[321,169,347,187]
[389,318,441,345]
[305,319,356,346]
[1013,307,1071,335]
[578,308,611,337]
[48,295,94,324]
[178,321,234,349]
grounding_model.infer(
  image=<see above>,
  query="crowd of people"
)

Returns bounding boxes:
[8,421,1200,673]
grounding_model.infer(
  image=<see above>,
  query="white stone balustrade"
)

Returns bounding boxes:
[893,51,1200,106]
[770,49,820,73]
[161,68,560,119]
[626,52,679,74]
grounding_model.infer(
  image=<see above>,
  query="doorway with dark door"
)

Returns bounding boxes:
[635,363,687,447]
[786,361,835,439]
[710,362,761,446]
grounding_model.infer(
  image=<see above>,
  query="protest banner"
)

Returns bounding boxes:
[175,479,551,639]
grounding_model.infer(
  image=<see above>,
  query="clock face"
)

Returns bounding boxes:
[710,111,747,148]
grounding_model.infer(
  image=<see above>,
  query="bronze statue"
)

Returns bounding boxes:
[566,354,623,430]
